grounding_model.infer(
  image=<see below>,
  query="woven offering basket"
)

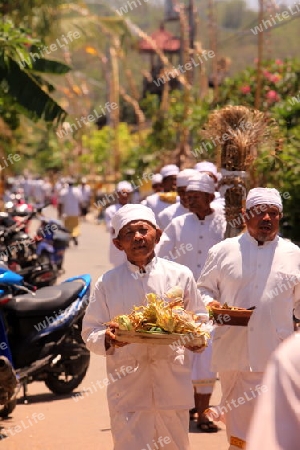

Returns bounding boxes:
[115,329,207,347]
[211,306,254,326]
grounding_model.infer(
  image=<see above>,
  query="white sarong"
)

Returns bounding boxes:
[110,409,190,450]
[218,371,264,449]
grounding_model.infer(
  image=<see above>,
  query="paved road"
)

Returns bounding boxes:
[1,213,228,449]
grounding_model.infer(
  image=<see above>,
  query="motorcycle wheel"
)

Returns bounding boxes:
[38,251,52,267]
[0,398,17,417]
[45,347,90,395]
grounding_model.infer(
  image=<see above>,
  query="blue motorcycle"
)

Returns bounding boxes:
[0,264,91,417]
[36,217,71,271]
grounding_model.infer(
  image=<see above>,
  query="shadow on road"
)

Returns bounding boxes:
[16,391,74,405]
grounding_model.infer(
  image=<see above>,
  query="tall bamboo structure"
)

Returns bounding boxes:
[201,106,281,237]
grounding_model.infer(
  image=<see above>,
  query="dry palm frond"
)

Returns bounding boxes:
[201,106,281,171]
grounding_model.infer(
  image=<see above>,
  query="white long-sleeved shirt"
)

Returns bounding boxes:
[197,231,300,372]
[79,184,91,205]
[82,256,207,412]
[59,186,82,216]
[158,203,189,230]
[143,193,179,220]
[156,211,226,279]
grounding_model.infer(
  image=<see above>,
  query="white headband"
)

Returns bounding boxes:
[186,173,215,194]
[176,169,197,187]
[194,161,218,177]
[116,181,133,193]
[151,173,163,185]
[160,164,180,179]
[246,188,283,212]
[111,204,158,238]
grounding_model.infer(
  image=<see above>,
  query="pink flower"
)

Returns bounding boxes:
[275,59,283,65]
[269,73,281,83]
[240,85,251,94]
[266,90,280,103]
[263,70,272,78]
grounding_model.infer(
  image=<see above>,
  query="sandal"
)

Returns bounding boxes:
[189,408,198,421]
[196,420,219,433]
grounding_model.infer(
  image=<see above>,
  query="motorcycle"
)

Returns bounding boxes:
[36,217,70,271]
[0,211,58,288]
[0,264,91,417]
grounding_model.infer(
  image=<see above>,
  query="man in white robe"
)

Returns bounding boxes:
[158,168,196,231]
[247,332,300,450]
[156,173,226,432]
[82,204,208,450]
[197,187,300,449]
[105,181,133,267]
[142,164,179,219]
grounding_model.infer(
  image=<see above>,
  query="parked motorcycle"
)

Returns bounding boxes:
[36,217,71,271]
[0,265,91,417]
[0,211,58,288]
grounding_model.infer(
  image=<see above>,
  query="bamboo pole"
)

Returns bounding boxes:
[109,43,121,179]
[255,0,264,110]
[208,0,219,102]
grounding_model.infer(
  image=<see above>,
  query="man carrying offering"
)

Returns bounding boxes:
[82,204,208,450]
[197,187,300,449]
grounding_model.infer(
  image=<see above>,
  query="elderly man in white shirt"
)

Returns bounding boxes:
[82,204,208,450]
[198,187,300,450]
[143,164,179,219]
[156,173,226,432]
[105,181,133,268]
[158,168,197,231]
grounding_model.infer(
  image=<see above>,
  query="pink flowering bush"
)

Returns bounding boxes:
[218,59,300,111]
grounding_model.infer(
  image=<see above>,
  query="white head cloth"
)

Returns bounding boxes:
[151,173,163,185]
[194,161,218,177]
[246,188,283,212]
[186,173,215,194]
[116,181,133,193]
[111,204,158,238]
[160,164,180,179]
[176,169,198,187]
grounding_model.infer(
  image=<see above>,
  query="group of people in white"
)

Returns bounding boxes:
[3,175,92,246]
[82,162,300,450]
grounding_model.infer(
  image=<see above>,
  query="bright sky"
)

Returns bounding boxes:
[246,0,295,10]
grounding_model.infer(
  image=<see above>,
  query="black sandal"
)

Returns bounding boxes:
[196,420,219,433]
[189,408,198,421]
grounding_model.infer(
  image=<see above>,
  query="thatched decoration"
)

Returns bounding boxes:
[201,105,280,172]
[201,105,282,237]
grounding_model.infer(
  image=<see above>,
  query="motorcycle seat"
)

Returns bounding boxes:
[3,280,85,316]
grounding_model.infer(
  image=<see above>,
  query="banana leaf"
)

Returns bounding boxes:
[0,57,67,124]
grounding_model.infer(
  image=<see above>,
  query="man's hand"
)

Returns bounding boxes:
[207,300,221,308]
[105,321,129,350]
[185,344,206,354]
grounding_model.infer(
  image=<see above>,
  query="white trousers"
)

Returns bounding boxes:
[192,328,216,394]
[110,409,190,450]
